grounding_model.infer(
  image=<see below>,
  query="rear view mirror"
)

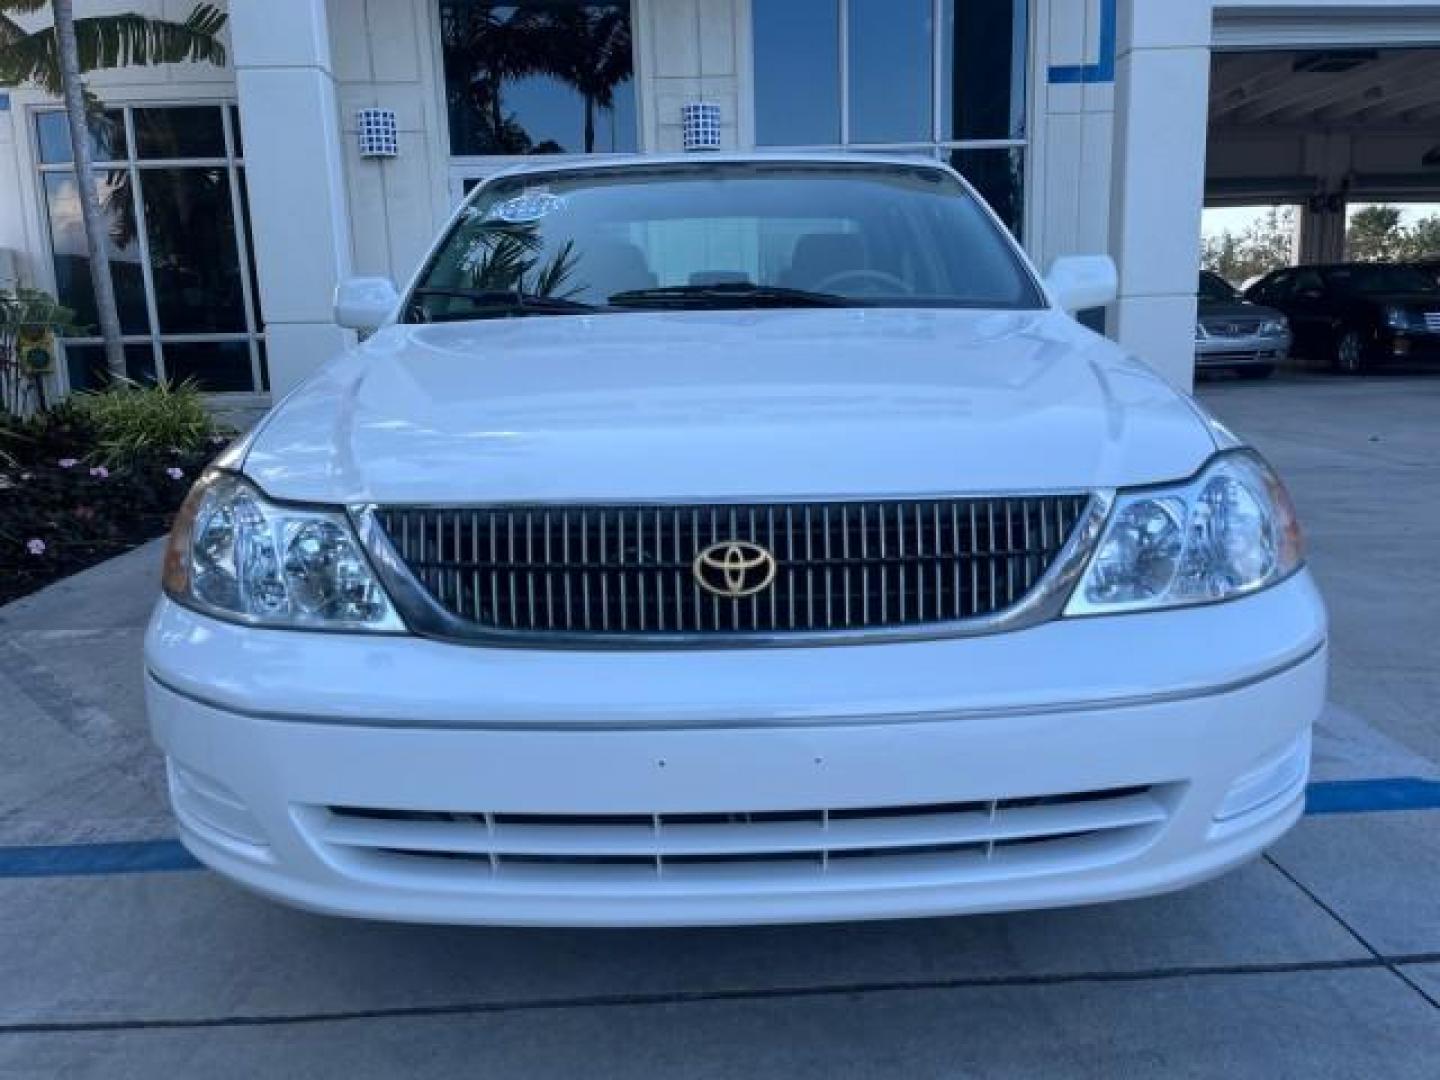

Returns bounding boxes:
[1044,255,1118,313]
[335,276,400,332]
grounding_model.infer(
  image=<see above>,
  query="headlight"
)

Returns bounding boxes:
[1383,305,1412,330]
[1259,318,1287,336]
[1194,321,1208,341]
[162,470,404,631]
[1066,451,1303,616]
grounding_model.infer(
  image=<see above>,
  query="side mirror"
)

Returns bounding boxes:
[335,276,400,332]
[1044,255,1118,314]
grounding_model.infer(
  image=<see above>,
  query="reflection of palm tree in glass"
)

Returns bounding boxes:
[441,4,546,154]
[539,7,632,153]
[461,219,580,299]
[441,3,632,155]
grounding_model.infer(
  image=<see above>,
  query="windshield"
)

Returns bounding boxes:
[1198,271,1238,302]
[1324,264,1440,296]
[405,162,1044,322]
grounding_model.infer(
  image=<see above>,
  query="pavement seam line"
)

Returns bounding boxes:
[3,952,1439,1037]
[1264,852,1440,1013]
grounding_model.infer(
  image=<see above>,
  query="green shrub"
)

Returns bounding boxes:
[71,378,218,465]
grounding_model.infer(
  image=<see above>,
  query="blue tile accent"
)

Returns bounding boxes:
[1047,0,1116,85]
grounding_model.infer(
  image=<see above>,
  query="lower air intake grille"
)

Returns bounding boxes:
[305,785,1173,888]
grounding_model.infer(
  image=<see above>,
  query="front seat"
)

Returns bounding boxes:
[575,238,656,301]
[783,233,866,291]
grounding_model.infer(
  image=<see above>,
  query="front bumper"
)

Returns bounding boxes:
[145,573,1327,926]
[1379,328,1440,362]
[1195,333,1290,368]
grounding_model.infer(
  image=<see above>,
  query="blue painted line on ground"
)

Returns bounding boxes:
[0,840,199,879]
[1304,777,1440,816]
[1047,0,1116,85]
[0,779,1437,880]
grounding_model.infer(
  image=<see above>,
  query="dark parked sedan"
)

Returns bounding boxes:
[1195,270,1290,379]
[1244,263,1440,373]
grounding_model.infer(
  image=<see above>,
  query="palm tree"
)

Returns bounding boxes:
[0,1,227,382]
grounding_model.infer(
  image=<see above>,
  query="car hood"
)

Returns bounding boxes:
[242,309,1220,504]
[1198,298,1282,321]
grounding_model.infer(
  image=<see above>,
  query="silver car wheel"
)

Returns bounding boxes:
[1337,331,1363,373]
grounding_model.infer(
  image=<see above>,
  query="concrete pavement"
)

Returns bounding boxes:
[0,372,1437,1077]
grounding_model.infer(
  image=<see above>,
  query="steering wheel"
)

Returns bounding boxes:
[812,268,914,296]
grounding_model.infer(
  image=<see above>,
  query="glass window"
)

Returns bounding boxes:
[1323,264,1439,296]
[848,0,932,143]
[64,343,156,392]
[750,1,1029,240]
[135,106,226,159]
[35,109,127,164]
[409,162,1042,321]
[948,146,1024,238]
[163,341,254,392]
[753,0,840,146]
[42,170,150,334]
[941,0,1027,141]
[35,105,264,394]
[439,1,637,156]
[142,168,247,333]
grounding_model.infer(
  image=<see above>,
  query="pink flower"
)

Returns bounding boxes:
[57,457,78,469]
[166,467,184,480]
[89,465,110,479]
[26,538,46,556]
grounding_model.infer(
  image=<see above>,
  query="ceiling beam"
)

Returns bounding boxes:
[1227,50,1438,125]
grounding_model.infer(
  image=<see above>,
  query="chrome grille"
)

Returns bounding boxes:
[371,496,1091,639]
[306,784,1172,887]
[1203,319,1264,338]
[1423,311,1440,333]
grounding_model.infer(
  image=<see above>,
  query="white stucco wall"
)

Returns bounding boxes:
[328,0,452,284]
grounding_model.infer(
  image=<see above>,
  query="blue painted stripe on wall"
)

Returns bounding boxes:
[1047,0,1117,85]
[0,778,1437,880]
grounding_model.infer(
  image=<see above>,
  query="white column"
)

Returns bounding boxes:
[0,99,24,289]
[1107,0,1214,390]
[231,0,353,397]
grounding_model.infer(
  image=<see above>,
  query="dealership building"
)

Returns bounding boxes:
[2,0,1439,402]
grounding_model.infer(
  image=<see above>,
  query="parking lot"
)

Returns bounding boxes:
[1,372,1438,1078]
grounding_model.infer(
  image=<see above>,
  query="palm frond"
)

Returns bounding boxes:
[0,5,227,91]
[528,241,580,299]
[73,6,228,72]
[0,19,58,92]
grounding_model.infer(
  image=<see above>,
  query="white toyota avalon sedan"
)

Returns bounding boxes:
[146,154,1326,926]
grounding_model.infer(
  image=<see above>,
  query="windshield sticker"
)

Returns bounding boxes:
[482,192,567,225]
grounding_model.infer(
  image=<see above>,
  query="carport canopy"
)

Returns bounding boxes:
[1207,23,1440,266]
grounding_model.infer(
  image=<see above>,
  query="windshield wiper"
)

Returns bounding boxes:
[408,287,599,320]
[607,283,854,309]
